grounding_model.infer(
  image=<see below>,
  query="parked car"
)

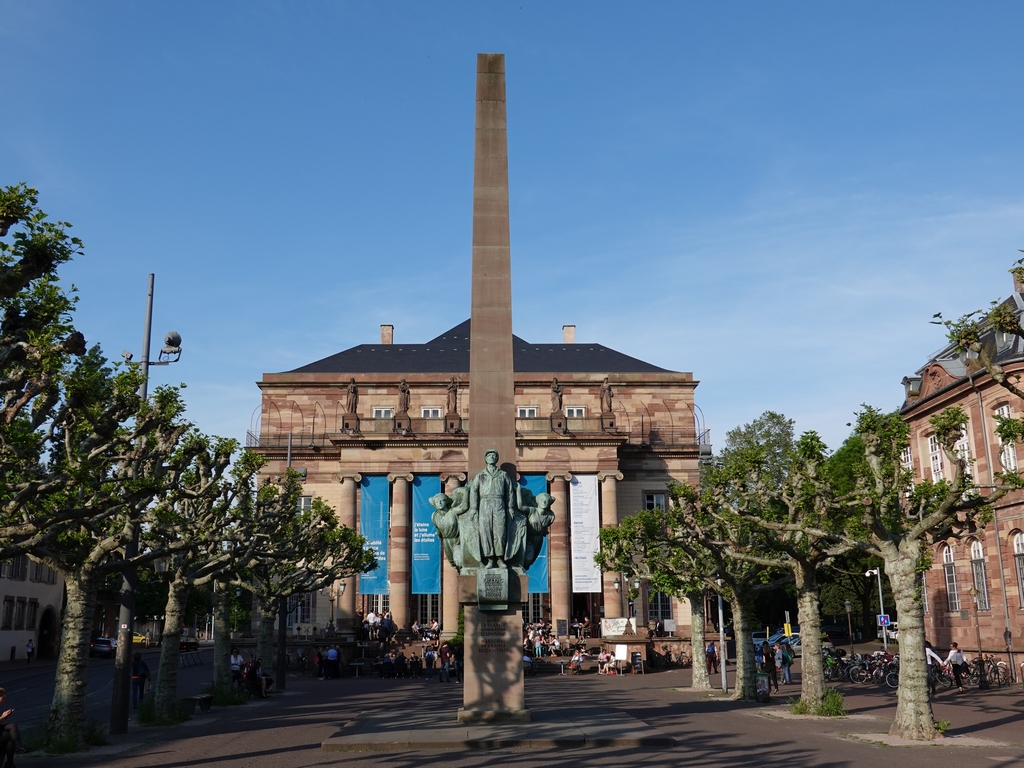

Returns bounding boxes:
[89,637,117,658]
[179,633,199,652]
[882,622,899,642]
[820,624,849,640]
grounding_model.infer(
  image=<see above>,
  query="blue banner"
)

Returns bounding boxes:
[411,475,441,594]
[358,476,390,595]
[520,474,549,594]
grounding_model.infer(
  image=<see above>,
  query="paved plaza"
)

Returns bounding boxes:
[32,659,1024,768]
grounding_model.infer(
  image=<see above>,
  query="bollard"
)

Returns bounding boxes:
[8,647,14,661]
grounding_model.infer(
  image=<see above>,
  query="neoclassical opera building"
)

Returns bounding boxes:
[249,321,707,638]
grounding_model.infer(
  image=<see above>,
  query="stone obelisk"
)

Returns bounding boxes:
[458,52,530,725]
[468,52,516,480]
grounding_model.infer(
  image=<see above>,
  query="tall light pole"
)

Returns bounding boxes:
[844,599,855,658]
[966,584,989,689]
[865,568,887,653]
[110,274,182,734]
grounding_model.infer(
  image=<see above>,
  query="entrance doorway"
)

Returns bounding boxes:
[38,607,58,659]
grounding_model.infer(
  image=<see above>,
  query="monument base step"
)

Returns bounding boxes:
[456,707,531,724]
[321,707,676,751]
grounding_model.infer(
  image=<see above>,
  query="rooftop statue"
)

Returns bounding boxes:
[430,449,554,575]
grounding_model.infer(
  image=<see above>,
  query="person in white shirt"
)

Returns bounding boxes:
[943,642,966,692]
[230,647,245,685]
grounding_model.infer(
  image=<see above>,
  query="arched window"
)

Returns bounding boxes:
[1014,531,1024,609]
[995,405,1018,471]
[942,544,959,611]
[969,539,990,612]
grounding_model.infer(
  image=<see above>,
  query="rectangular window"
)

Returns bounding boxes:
[527,593,543,624]
[296,496,313,512]
[972,558,991,611]
[644,493,666,510]
[954,427,971,462]
[26,601,37,630]
[31,560,44,582]
[421,407,441,418]
[1016,552,1024,609]
[647,591,672,622]
[13,599,25,630]
[565,406,586,418]
[944,562,959,611]
[288,593,312,626]
[922,573,929,614]
[373,407,393,419]
[995,405,1018,471]
[368,594,390,616]
[45,566,56,584]
[415,593,440,625]
[928,435,944,481]
[517,406,538,418]
[0,598,12,629]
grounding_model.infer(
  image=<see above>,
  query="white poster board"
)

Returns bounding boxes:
[569,474,602,593]
[614,644,628,661]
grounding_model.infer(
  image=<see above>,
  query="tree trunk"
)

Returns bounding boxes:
[731,594,756,700]
[48,574,97,746]
[884,542,938,740]
[255,607,276,667]
[688,593,711,690]
[212,581,232,691]
[154,579,189,721]
[795,563,825,708]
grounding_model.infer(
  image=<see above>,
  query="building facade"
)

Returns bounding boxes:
[251,321,706,638]
[900,274,1024,656]
[0,555,63,660]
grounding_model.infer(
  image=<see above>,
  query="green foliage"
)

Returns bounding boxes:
[205,684,249,706]
[934,719,951,735]
[787,688,845,716]
[816,688,846,717]
[135,697,191,725]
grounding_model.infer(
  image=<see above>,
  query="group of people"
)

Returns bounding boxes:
[371,641,460,682]
[229,647,274,697]
[411,618,440,641]
[524,621,567,658]
[356,611,398,643]
[756,641,795,692]
[309,646,343,680]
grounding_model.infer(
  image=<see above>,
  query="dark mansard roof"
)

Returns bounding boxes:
[284,320,672,375]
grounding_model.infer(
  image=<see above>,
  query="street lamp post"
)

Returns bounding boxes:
[844,599,855,658]
[966,584,989,689]
[110,273,182,735]
[865,568,887,653]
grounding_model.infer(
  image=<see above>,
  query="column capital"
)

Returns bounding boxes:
[337,472,362,483]
[546,472,572,482]
[440,472,467,483]
[597,471,624,482]
[387,472,414,483]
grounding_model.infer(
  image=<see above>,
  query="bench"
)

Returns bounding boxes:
[179,693,214,716]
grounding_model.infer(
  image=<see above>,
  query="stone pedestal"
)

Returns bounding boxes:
[549,413,566,434]
[394,413,411,432]
[341,413,359,432]
[457,572,530,724]
[600,413,616,432]
[445,414,462,434]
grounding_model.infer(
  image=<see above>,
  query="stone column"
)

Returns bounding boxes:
[599,472,624,619]
[388,473,413,631]
[441,473,465,640]
[547,473,572,635]
[338,474,360,632]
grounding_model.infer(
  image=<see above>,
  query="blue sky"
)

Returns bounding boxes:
[3,2,1024,449]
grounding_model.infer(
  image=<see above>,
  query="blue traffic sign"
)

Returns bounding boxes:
[877,614,890,627]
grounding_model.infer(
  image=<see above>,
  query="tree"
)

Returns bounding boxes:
[226,470,376,691]
[830,405,1012,740]
[0,184,201,745]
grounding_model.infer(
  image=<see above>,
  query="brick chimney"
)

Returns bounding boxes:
[562,325,576,343]
[380,324,393,345]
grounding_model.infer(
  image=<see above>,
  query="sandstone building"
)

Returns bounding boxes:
[250,321,706,638]
[900,272,1024,658]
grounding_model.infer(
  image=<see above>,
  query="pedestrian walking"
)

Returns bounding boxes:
[131,652,150,709]
[925,640,944,696]
[944,642,966,692]
[439,643,451,683]
[705,640,719,674]
[23,641,32,666]
[762,642,778,692]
